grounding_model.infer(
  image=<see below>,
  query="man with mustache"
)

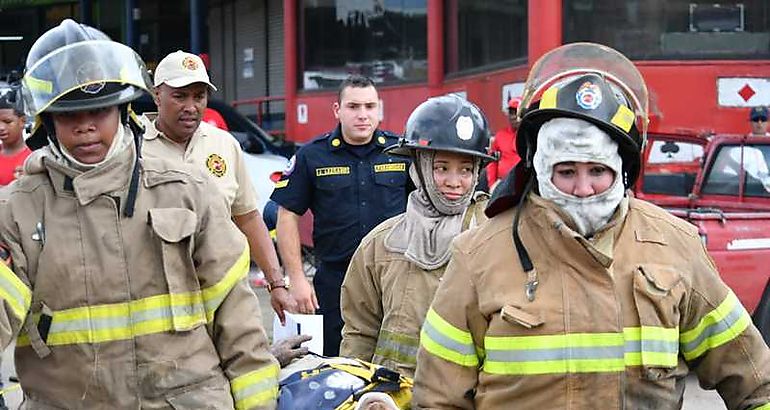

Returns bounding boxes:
[141,51,295,321]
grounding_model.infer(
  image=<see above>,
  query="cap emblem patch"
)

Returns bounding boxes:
[576,81,602,110]
[182,56,199,71]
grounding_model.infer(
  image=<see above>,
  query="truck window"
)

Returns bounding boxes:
[743,145,770,197]
[703,144,770,197]
[702,145,741,196]
[642,140,703,196]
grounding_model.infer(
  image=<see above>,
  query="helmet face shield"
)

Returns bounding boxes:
[23,40,151,116]
[517,43,650,187]
[519,42,649,143]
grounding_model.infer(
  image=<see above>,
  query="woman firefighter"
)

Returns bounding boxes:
[0,20,278,408]
[339,94,494,378]
[412,43,770,409]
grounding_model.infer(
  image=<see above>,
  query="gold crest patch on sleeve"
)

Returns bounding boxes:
[206,153,227,177]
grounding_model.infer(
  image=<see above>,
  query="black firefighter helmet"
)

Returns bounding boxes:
[22,19,151,150]
[517,73,643,188]
[385,94,496,162]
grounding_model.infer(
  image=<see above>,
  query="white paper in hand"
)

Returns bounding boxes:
[273,312,324,354]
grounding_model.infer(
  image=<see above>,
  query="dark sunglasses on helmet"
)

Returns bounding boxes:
[751,116,768,122]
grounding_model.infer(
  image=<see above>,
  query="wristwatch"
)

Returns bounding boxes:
[266,277,290,293]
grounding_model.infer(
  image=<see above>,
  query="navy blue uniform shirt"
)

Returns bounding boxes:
[270,126,410,264]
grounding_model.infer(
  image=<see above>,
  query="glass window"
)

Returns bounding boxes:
[564,0,770,60]
[642,138,704,196]
[300,0,427,91]
[704,144,770,197]
[444,0,527,74]
[743,144,770,197]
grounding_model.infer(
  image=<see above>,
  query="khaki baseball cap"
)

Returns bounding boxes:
[153,50,217,91]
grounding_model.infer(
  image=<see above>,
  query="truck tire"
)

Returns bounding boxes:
[752,280,770,347]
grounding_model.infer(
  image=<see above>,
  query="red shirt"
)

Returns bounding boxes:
[487,126,520,187]
[0,146,31,185]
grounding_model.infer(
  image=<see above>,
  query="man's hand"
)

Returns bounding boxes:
[270,287,298,326]
[270,334,312,367]
[290,274,319,314]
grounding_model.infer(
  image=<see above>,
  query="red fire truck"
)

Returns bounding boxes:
[637,133,770,341]
[281,1,770,143]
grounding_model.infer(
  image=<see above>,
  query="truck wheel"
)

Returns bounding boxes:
[752,280,770,347]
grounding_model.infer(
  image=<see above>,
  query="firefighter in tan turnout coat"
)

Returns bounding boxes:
[340,95,495,378]
[0,20,278,409]
[413,43,770,409]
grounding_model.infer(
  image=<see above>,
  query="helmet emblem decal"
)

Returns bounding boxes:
[456,116,474,141]
[182,56,199,71]
[76,62,106,94]
[206,153,227,177]
[576,81,602,110]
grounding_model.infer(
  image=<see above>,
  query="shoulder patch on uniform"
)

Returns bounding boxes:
[206,153,227,177]
[283,155,297,176]
[275,179,289,189]
[315,166,350,177]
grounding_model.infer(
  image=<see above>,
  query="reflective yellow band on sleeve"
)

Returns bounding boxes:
[623,326,679,368]
[374,329,420,366]
[420,308,479,367]
[231,363,280,410]
[0,262,31,323]
[751,403,770,410]
[202,245,250,322]
[482,327,679,376]
[16,245,250,347]
[680,291,751,361]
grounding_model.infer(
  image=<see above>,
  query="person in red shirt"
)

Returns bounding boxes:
[486,96,521,191]
[0,87,30,186]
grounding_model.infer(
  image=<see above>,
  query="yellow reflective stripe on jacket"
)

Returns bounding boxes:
[623,326,679,367]
[680,291,751,361]
[0,262,31,323]
[420,308,479,367]
[16,245,249,347]
[374,329,420,365]
[482,327,679,375]
[203,245,250,322]
[17,293,207,346]
[231,363,280,410]
[751,403,770,410]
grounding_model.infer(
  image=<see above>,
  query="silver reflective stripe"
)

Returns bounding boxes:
[486,345,624,362]
[681,302,745,354]
[0,265,29,317]
[374,330,419,364]
[625,338,678,354]
[45,303,205,334]
[422,316,477,356]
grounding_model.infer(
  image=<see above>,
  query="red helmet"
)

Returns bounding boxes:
[507,97,522,110]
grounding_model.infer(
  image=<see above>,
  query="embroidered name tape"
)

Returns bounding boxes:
[316,166,351,177]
